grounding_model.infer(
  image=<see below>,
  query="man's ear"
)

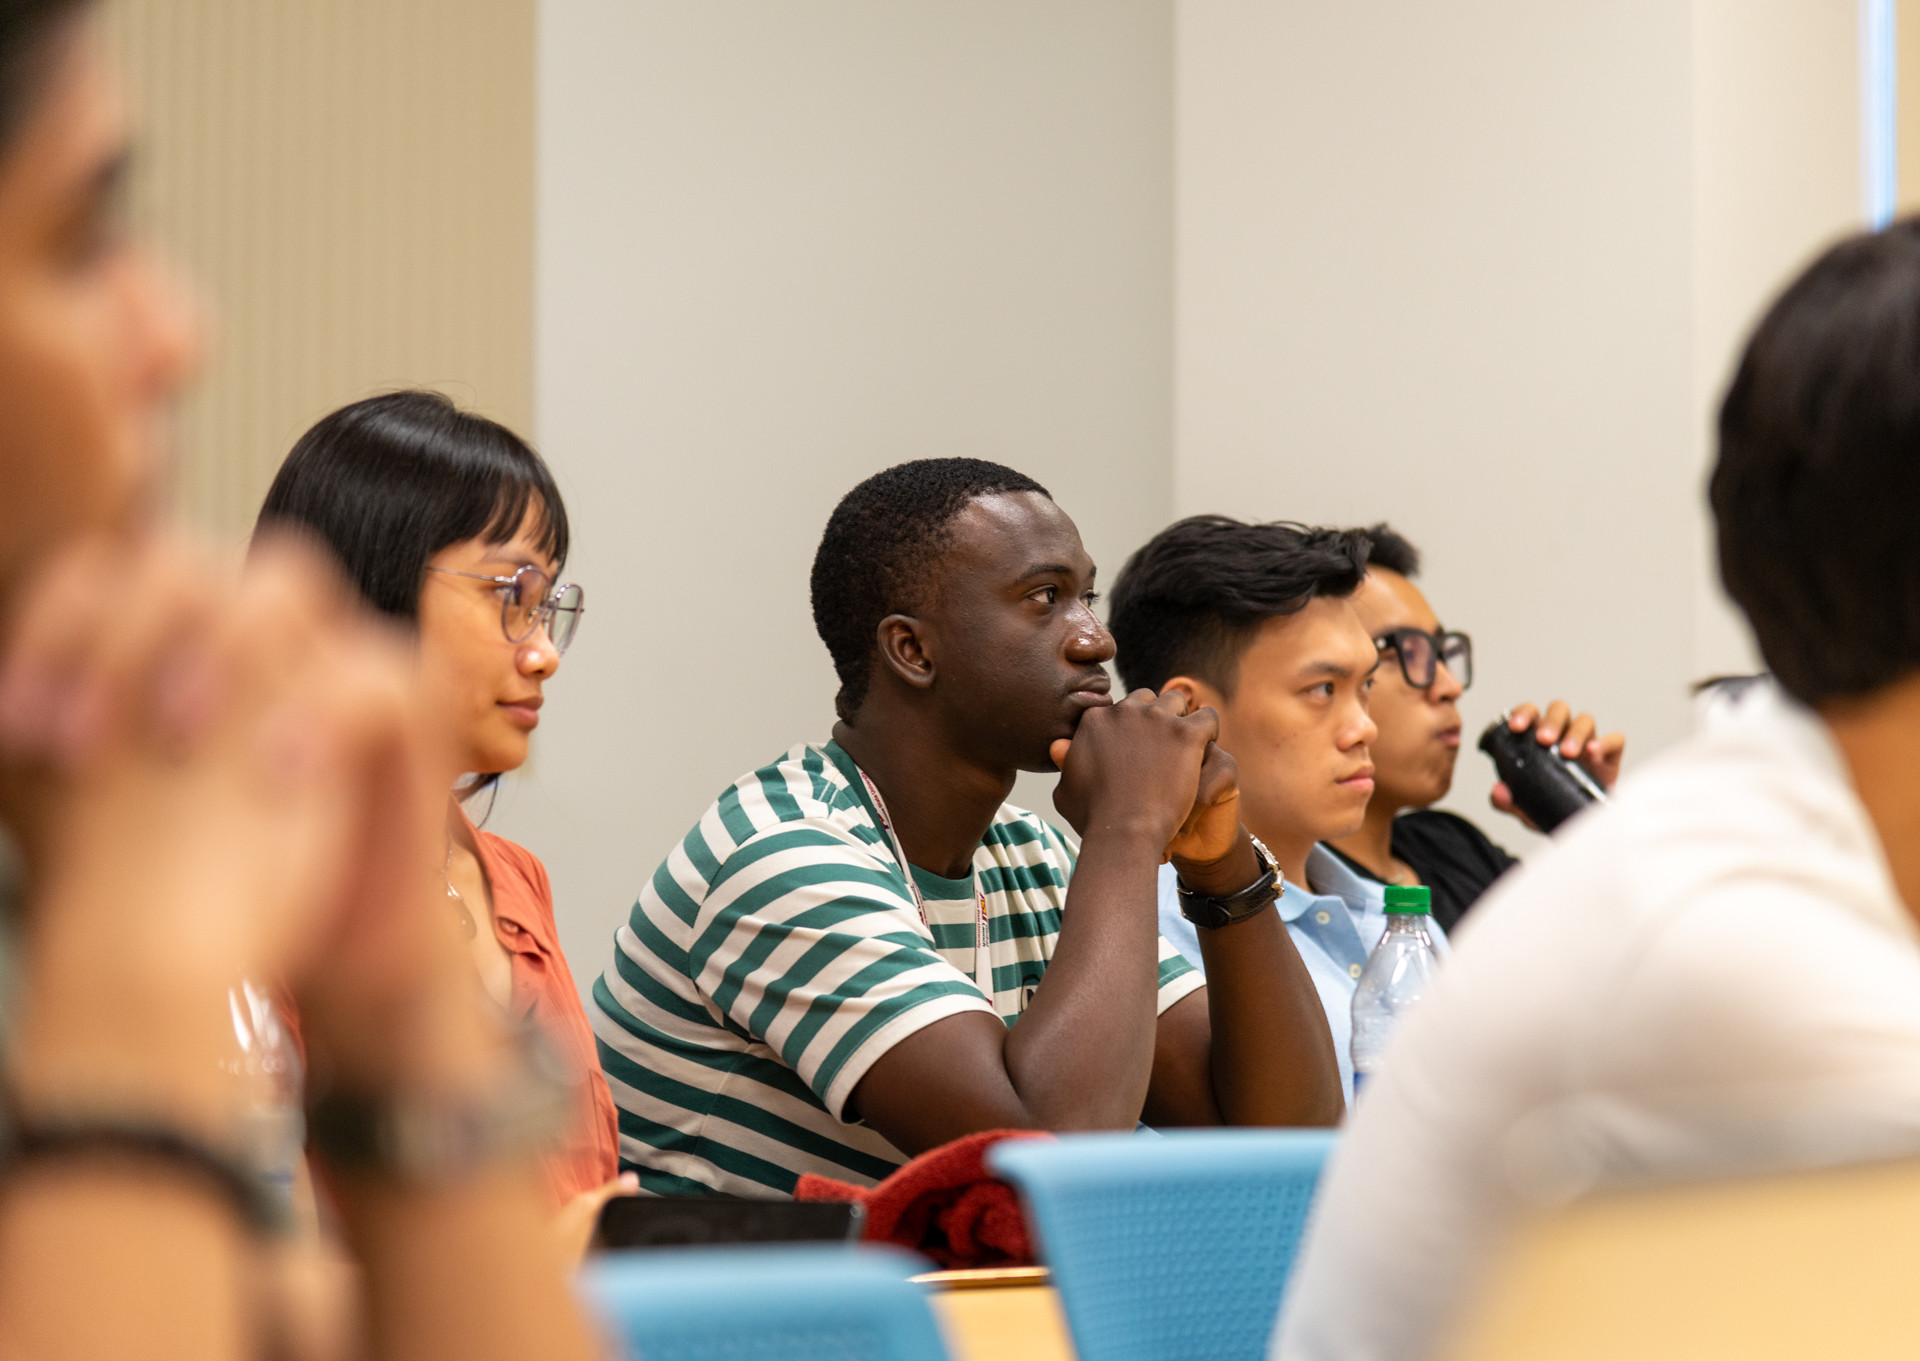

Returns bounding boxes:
[1162,674,1227,713]
[875,614,936,692]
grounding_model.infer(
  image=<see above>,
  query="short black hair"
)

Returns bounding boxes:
[1359,523,1420,578]
[1713,218,1920,704]
[0,1,87,157]
[255,390,569,623]
[812,458,1050,720]
[1108,517,1372,694]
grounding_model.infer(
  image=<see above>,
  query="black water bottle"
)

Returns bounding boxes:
[1477,715,1607,833]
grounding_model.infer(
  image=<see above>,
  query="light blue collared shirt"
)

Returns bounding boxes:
[1156,846,1449,1105]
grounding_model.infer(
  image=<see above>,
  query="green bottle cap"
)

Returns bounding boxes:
[1383,884,1431,914]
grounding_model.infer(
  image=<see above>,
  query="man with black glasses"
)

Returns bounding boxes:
[1107,516,1420,1103]
[1323,526,1625,933]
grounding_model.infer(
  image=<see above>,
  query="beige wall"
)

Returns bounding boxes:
[495,1,1178,982]
[1175,0,1860,849]
[107,0,535,538]
[1901,0,1920,211]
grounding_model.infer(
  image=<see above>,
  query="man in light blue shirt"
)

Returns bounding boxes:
[1158,848,1446,1102]
[1111,516,1448,1104]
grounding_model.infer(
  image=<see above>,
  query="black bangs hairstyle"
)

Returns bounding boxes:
[255,390,569,623]
[1108,516,1372,696]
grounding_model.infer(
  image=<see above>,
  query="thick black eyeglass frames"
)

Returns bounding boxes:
[1373,626,1471,691]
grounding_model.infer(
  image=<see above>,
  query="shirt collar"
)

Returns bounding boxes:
[1276,846,1369,924]
[453,801,553,958]
[1305,843,1385,910]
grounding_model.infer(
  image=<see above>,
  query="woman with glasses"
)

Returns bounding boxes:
[257,390,628,1247]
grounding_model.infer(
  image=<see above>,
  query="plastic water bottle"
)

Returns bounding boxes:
[222,980,305,1222]
[1350,884,1442,1096]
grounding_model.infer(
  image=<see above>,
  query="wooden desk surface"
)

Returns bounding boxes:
[932,1284,1076,1361]
[1446,1155,1920,1361]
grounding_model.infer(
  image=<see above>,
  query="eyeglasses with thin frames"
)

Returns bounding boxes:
[426,564,585,654]
[1374,626,1471,691]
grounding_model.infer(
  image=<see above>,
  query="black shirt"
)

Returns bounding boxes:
[1328,810,1519,936]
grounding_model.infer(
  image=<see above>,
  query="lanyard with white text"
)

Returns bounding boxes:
[857,767,994,997]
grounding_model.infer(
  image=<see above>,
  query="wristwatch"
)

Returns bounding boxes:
[307,1024,575,1185]
[1176,834,1284,930]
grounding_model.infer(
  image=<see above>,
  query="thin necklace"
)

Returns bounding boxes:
[443,838,479,940]
[856,766,993,997]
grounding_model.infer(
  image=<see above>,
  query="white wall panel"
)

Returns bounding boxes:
[510,1,1175,984]
[1175,0,1858,850]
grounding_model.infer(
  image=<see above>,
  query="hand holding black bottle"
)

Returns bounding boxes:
[1477,714,1607,833]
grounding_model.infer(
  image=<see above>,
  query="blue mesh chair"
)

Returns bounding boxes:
[579,1244,950,1361]
[991,1129,1339,1361]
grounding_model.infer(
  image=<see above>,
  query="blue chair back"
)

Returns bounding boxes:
[990,1128,1338,1361]
[580,1244,949,1361]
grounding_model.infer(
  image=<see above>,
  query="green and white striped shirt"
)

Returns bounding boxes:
[591,739,1203,1197]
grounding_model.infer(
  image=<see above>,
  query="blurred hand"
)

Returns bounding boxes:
[0,531,487,1126]
[1489,699,1626,829]
[551,1172,639,1266]
[0,534,378,979]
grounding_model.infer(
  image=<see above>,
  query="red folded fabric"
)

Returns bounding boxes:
[794,1128,1051,1268]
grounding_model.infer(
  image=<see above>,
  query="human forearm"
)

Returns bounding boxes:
[10,887,239,1134]
[1149,831,1342,1128]
[1192,904,1343,1126]
[855,689,1238,1150]
[0,903,257,1360]
[303,956,601,1361]
[855,826,1172,1153]
[999,829,1164,1129]
[0,536,598,1361]
[0,1166,251,1360]
[333,1173,598,1361]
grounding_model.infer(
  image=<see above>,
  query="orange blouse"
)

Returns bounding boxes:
[459,810,622,1208]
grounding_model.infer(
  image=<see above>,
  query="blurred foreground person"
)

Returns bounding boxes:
[1324,526,1625,934]
[0,4,600,1359]
[260,392,633,1256]
[1278,222,1920,1359]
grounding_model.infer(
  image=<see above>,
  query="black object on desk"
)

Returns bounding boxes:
[594,1194,864,1252]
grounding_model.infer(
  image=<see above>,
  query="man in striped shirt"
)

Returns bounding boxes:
[593,460,1343,1196]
